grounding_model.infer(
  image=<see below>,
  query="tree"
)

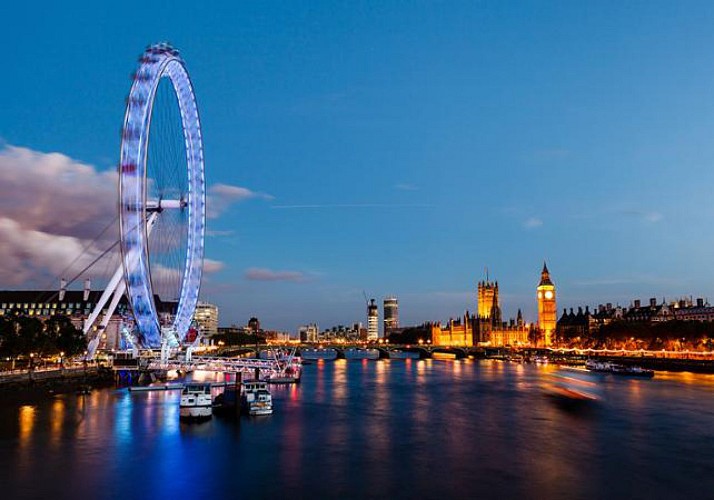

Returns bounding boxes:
[16,316,43,356]
[50,315,86,356]
[0,316,20,358]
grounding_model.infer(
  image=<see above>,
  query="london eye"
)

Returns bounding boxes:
[118,43,206,348]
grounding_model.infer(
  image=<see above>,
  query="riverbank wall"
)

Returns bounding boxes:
[0,367,115,397]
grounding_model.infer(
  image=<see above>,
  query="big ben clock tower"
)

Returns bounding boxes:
[536,262,557,347]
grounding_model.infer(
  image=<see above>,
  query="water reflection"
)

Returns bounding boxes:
[49,398,65,448]
[3,363,714,498]
[18,405,35,444]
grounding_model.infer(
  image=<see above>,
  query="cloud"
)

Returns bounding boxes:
[0,217,108,285]
[395,183,419,191]
[571,206,664,224]
[523,217,543,229]
[0,144,238,286]
[206,229,235,237]
[203,259,225,273]
[271,203,433,209]
[0,145,119,285]
[0,145,118,240]
[244,267,307,282]
[208,183,273,218]
[618,209,663,223]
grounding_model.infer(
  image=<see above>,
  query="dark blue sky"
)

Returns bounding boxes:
[3,1,714,331]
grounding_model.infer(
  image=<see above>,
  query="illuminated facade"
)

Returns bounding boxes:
[193,301,219,337]
[298,323,319,342]
[477,280,499,320]
[383,297,399,336]
[430,272,531,347]
[430,316,472,347]
[367,299,379,340]
[536,262,557,347]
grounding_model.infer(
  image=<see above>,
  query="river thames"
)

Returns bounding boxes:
[1,359,714,499]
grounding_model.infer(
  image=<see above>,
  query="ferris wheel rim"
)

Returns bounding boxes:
[118,43,205,348]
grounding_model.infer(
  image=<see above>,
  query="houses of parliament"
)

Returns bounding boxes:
[430,263,557,347]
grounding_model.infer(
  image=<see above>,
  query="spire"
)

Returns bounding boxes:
[539,261,554,286]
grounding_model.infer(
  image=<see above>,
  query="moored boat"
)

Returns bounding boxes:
[586,359,654,378]
[585,359,614,372]
[179,383,213,421]
[241,380,273,416]
[611,364,655,378]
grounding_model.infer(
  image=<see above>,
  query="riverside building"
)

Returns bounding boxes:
[430,265,553,347]
[367,299,379,341]
[193,301,219,338]
[383,297,399,337]
[0,288,177,350]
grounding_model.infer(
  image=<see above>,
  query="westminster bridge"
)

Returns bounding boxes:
[212,344,714,372]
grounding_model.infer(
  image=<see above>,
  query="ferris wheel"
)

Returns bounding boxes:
[84,43,205,353]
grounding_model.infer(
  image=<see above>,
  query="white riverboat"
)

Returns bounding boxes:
[242,380,273,416]
[586,359,654,378]
[543,367,600,404]
[179,383,213,421]
[585,359,613,372]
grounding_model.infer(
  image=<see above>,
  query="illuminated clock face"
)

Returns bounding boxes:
[545,290,554,300]
[537,291,543,299]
